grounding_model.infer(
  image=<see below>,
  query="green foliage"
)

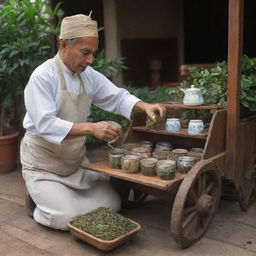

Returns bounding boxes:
[0,0,63,135]
[178,55,256,117]
[91,50,127,79]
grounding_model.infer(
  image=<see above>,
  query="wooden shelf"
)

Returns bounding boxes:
[160,102,224,112]
[81,161,186,191]
[132,126,208,139]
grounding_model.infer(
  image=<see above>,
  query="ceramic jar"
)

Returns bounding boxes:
[165,118,181,132]
[168,148,188,162]
[108,148,127,169]
[156,160,176,180]
[121,155,140,173]
[177,156,196,173]
[140,158,158,176]
[188,120,204,135]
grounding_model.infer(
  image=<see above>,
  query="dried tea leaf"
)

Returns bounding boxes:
[71,207,138,241]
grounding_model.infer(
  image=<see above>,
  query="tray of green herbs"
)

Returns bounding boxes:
[68,207,141,251]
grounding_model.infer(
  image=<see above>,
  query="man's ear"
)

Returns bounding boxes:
[60,39,68,50]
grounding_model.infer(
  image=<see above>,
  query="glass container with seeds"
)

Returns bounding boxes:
[156,160,176,180]
[177,156,196,173]
[167,148,188,162]
[130,146,152,159]
[152,149,172,160]
[121,155,140,173]
[140,158,158,176]
[187,148,203,162]
[109,148,127,169]
[146,112,166,130]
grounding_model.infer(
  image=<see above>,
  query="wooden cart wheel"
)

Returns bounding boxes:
[171,160,221,248]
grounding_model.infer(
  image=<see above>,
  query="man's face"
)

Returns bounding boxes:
[60,37,99,73]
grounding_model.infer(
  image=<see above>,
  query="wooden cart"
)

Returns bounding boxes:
[82,0,256,248]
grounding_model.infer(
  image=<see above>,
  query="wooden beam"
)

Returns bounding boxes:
[225,0,244,180]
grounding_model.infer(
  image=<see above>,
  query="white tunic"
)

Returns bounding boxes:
[23,57,140,144]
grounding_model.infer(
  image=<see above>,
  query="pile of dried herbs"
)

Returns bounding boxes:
[71,207,138,241]
[146,112,165,130]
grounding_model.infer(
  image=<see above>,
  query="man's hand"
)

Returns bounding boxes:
[91,121,122,142]
[133,101,166,120]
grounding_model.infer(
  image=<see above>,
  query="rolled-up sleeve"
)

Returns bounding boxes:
[89,69,141,120]
[24,75,73,144]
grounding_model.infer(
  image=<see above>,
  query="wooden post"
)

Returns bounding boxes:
[225,0,244,180]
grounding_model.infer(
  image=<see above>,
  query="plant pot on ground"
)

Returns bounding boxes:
[0,0,62,172]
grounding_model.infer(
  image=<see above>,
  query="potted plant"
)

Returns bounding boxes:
[0,0,62,172]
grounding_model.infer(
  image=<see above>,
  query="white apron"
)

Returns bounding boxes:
[20,54,120,230]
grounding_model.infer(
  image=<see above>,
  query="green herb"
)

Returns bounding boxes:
[71,207,138,241]
[146,112,166,130]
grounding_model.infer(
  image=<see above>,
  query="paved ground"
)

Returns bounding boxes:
[0,145,256,256]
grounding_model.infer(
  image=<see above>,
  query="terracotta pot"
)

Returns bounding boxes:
[0,131,20,173]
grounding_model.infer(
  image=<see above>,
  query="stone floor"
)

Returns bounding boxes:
[0,145,256,256]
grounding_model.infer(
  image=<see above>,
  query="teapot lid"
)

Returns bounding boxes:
[186,84,201,92]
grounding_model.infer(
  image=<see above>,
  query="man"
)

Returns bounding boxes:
[20,13,165,231]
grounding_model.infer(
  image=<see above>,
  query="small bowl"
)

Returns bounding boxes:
[107,121,122,143]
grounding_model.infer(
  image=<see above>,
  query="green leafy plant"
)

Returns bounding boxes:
[91,50,127,79]
[177,55,256,117]
[0,0,63,135]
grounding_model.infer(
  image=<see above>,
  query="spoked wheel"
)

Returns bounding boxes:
[171,160,221,248]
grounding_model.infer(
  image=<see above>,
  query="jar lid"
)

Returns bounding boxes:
[189,119,203,123]
[186,84,201,92]
[122,155,140,160]
[166,118,179,121]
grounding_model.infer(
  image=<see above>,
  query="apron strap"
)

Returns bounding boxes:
[54,53,84,93]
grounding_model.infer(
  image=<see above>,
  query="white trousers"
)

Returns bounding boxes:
[22,168,121,231]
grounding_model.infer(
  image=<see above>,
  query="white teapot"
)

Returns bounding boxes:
[179,85,204,106]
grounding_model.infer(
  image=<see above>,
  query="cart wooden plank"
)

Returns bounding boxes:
[132,126,208,139]
[81,161,186,191]
[161,102,224,112]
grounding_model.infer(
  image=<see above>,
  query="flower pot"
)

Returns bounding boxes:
[0,131,20,173]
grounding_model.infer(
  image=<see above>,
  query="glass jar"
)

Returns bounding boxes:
[140,158,158,176]
[152,150,172,160]
[187,148,203,162]
[188,120,204,135]
[108,148,127,169]
[121,155,140,173]
[177,156,196,173]
[130,147,152,159]
[168,148,188,162]
[156,160,176,180]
